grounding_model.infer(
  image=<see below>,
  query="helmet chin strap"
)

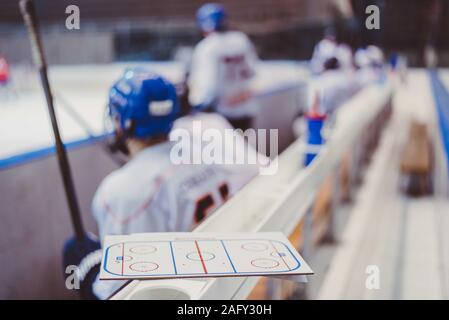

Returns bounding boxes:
[108,121,136,156]
[108,130,130,156]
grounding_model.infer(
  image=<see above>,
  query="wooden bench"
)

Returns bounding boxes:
[400,121,433,196]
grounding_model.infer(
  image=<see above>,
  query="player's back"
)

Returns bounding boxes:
[91,117,260,299]
[172,111,265,176]
[189,31,258,118]
[92,138,257,242]
[309,70,358,115]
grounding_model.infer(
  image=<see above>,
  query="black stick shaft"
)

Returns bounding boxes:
[19,0,85,241]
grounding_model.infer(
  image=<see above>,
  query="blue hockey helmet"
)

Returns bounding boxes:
[196,3,228,33]
[108,68,180,138]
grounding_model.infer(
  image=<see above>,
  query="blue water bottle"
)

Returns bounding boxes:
[304,113,325,166]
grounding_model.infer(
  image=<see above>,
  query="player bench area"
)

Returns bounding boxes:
[400,121,433,196]
[318,69,449,300]
[0,61,309,299]
[110,80,394,300]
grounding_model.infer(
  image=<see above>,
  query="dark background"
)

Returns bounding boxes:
[0,0,448,65]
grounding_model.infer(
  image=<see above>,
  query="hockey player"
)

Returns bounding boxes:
[310,29,338,75]
[310,28,355,74]
[366,45,384,69]
[91,68,260,299]
[335,43,354,71]
[309,54,357,116]
[188,3,259,131]
[304,41,358,165]
[354,45,385,88]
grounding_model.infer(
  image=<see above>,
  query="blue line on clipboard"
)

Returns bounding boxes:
[221,240,237,273]
[103,239,301,276]
[169,241,178,275]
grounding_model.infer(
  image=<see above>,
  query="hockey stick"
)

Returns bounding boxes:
[19,0,85,241]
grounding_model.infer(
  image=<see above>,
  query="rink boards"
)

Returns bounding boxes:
[0,61,308,299]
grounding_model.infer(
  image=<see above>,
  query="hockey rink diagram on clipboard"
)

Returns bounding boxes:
[99,233,313,280]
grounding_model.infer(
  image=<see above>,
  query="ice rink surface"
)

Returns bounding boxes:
[0,61,308,160]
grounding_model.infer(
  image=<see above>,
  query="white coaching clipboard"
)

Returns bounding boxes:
[99,232,313,280]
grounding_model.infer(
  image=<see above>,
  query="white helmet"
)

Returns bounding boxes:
[336,44,353,70]
[355,48,371,68]
[366,45,384,66]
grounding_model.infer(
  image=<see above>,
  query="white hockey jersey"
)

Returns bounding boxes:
[308,70,358,115]
[92,113,263,299]
[354,47,384,89]
[336,44,354,70]
[188,31,259,119]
